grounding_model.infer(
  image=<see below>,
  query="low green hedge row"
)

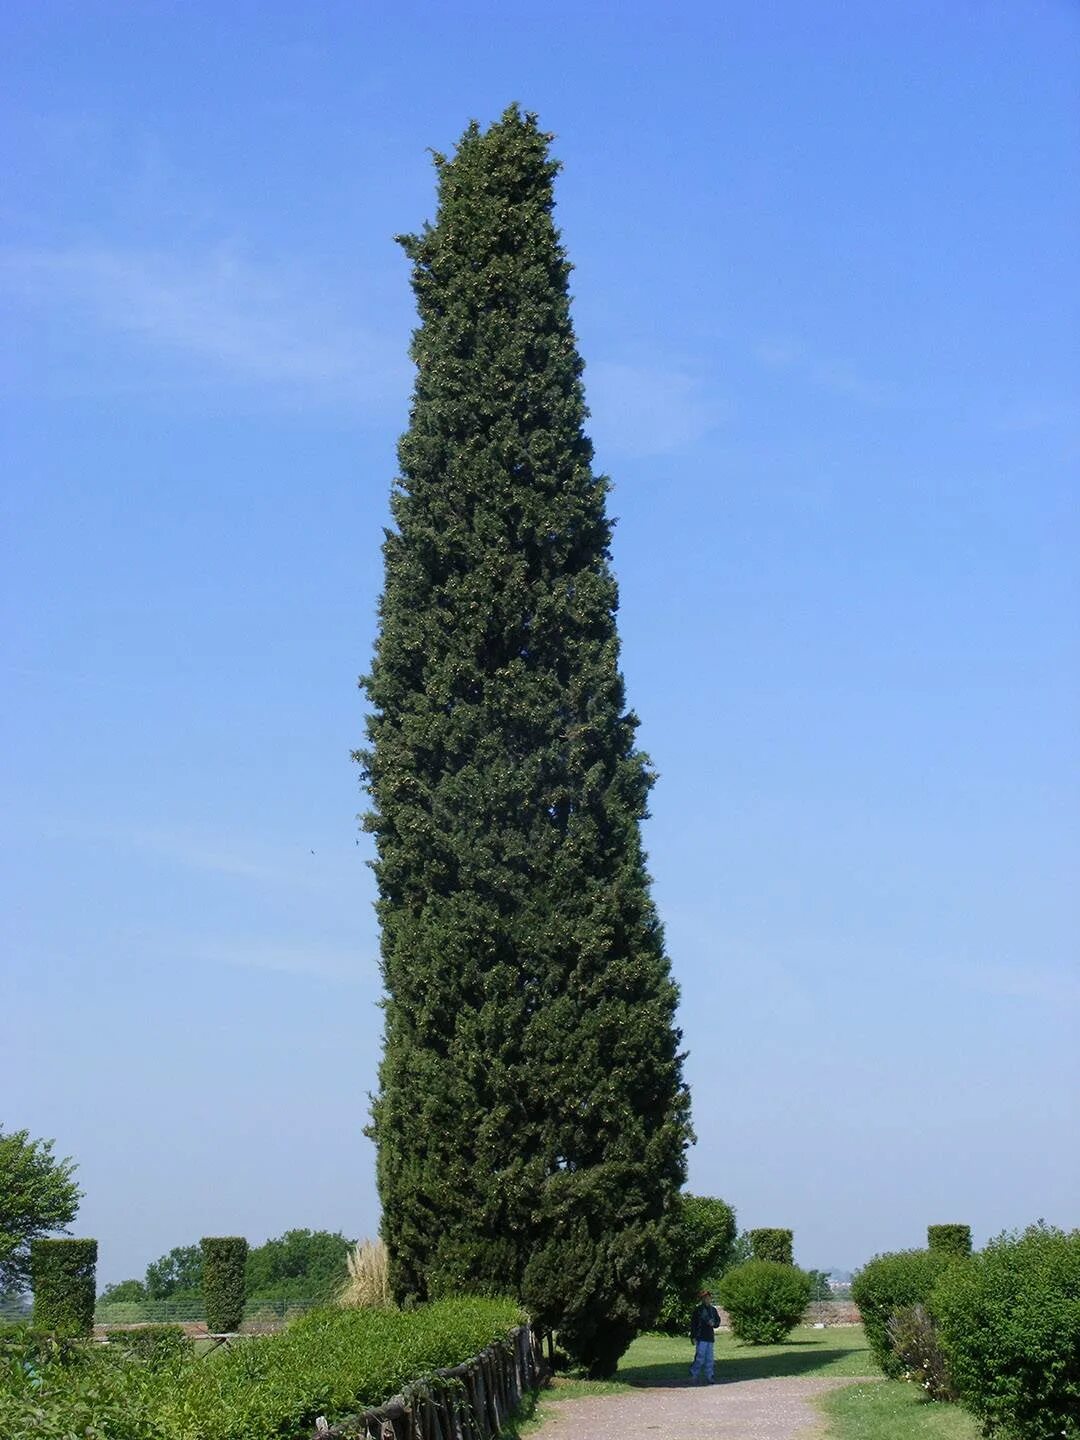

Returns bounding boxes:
[0,1296,525,1440]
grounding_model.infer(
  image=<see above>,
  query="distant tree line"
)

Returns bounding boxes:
[98,1228,354,1307]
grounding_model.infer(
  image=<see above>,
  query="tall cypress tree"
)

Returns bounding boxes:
[359,106,691,1376]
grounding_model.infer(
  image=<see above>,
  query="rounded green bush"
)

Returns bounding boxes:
[931,1223,1080,1440]
[717,1260,811,1344]
[852,1249,953,1378]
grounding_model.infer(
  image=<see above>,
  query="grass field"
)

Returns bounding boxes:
[519,1329,978,1440]
[617,1325,875,1383]
[819,1379,980,1440]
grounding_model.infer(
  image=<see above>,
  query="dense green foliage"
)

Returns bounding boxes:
[201,1237,247,1334]
[246,1229,352,1301]
[104,1326,192,1364]
[0,1129,81,1293]
[146,1245,203,1299]
[100,1278,151,1305]
[0,1296,522,1440]
[806,1269,832,1301]
[931,1223,1080,1439]
[31,1239,97,1335]
[886,1304,957,1401]
[101,1229,353,1317]
[749,1228,793,1265]
[851,1249,951,1379]
[359,105,690,1377]
[927,1225,971,1259]
[717,1260,812,1344]
[655,1194,737,1333]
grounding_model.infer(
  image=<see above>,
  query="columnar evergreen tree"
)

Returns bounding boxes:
[359,106,691,1376]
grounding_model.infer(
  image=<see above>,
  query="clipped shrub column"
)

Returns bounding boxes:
[928,1224,972,1258]
[201,1236,247,1333]
[749,1228,794,1265]
[30,1237,97,1334]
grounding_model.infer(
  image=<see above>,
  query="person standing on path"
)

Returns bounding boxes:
[689,1289,721,1383]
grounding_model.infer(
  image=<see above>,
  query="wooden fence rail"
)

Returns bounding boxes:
[313,1324,547,1440]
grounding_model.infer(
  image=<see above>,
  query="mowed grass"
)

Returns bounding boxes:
[819,1380,980,1440]
[617,1325,875,1384]
[520,1329,977,1440]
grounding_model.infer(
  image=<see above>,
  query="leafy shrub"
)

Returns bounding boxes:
[201,1236,247,1334]
[0,1296,524,1440]
[717,1260,812,1343]
[0,1325,162,1440]
[851,1249,951,1378]
[886,1304,957,1401]
[655,1194,737,1334]
[30,1239,97,1335]
[931,1222,1080,1439]
[749,1228,793,1265]
[927,1224,971,1259]
[104,1325,192,1364]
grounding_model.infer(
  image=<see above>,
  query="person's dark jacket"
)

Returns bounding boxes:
[690,1302,720,1342]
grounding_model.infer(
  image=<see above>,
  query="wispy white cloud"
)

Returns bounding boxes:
[43,818,361,896]
[585,359,729,458]
[0,244,409,409]
[755,334,901,406]
[186,934,371,983]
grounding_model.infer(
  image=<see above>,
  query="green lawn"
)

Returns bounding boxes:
[519,1330,979,1440]
[819,1380,980,1440]
[617,1325,875,1383]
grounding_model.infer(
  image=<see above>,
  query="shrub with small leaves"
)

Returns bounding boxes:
[931,1222,1080,1440]
[717,1260,811,1344]
[851,1249,951,1378]
[104,1325,192,1365]
[30,1239,97,1335]
[200,1236,247,1334]
[927,1224,971,1259]
[886,1303,957,1401]
[749,1229,793,1265]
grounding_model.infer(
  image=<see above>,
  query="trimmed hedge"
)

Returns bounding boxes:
[30,1238,97,1335]
[201,1236,247,1334]
[851,1249,950,1378]
[717,1260,812,1344]
[931,1223,1080,1440]
[749,1228,793,1265]
[0,1295,525,1440]
[927,1224,971,1258]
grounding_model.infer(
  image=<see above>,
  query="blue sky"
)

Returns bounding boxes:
[2,0,1077,1287]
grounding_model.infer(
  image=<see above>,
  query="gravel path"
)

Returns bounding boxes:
[530,1376,869,1440]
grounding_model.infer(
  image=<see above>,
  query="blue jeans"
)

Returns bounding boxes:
[689,1338,714,1380]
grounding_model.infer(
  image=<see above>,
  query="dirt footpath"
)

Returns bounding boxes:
[530,1377,866,1440]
